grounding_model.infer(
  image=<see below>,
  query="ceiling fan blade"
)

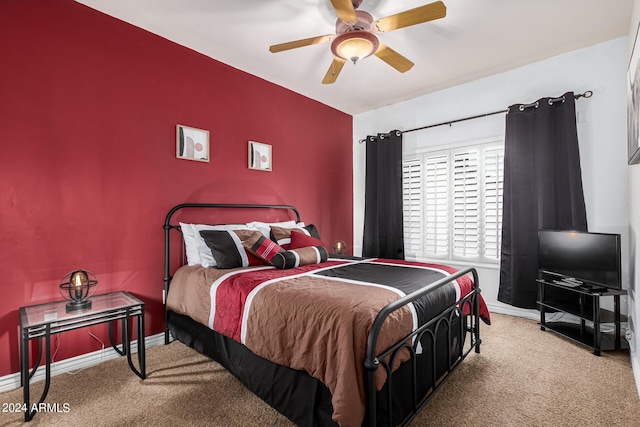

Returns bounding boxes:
[374,43,414,73]
[269,35,334,53]
[329,0,357,23]
[373,1,446,33]
[322,57,346,84]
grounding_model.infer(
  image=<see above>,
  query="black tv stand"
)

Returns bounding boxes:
[536,276,628,356]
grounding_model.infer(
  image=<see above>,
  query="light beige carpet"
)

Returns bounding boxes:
[0,313,638,427]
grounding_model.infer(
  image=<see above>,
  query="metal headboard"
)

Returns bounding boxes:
[163,203,301,344]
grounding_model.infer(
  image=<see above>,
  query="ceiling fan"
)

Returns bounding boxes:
[269,0,447,84]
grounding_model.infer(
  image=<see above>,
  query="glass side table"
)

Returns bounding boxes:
[19,291,146,421]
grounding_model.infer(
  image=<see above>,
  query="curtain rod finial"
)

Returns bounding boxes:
[576,90,593,99]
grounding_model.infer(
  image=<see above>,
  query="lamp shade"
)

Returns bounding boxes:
[59,270,98,312]
[333,240,348,255]
[331,31,379,64]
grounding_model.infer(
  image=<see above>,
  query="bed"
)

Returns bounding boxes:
[163,203,490,427]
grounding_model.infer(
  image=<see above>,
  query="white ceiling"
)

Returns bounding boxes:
[75,0,632,115]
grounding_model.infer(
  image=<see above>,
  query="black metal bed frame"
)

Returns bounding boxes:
[364,268,481,426]
[163,203,482,427]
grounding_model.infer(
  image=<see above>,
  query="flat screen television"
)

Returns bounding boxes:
[538,230,622,291]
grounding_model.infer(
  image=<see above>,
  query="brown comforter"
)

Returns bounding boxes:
[167,258,477,426]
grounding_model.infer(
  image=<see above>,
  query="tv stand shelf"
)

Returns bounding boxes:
[536,279,628,356]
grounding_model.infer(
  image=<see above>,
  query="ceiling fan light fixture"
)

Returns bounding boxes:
[331,31,379,64]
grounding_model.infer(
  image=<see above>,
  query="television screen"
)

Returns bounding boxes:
[538,230,622,290]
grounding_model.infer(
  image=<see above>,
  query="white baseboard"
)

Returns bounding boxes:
[629,335,640,399]
[486,302,540,321]
[0,332,165,394]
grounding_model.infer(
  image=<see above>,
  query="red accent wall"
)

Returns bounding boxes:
[0,0,353,377]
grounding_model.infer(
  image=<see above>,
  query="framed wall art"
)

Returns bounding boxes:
[628,20,640,165]
[176,124,209,162]
[248,141,272,171]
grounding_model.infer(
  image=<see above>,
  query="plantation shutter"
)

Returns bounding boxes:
[483,147,504,260]
[452,150,479,258]
[402,159,423,257]
[401,142,504,263]
[424,154,449,256]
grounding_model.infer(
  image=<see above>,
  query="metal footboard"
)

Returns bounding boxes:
[364,268,482,426]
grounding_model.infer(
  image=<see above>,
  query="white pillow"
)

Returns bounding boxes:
[180,222,202,266]
[245,220,298,237]
[180,222,248,267]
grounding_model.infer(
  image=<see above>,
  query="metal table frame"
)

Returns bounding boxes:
[19,291,146,421]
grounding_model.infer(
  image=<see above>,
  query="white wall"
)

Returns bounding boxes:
[353,37,630,323]
[628,0,640,397]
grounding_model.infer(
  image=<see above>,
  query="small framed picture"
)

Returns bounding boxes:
[176,124,209,162]
[248,141,272,171]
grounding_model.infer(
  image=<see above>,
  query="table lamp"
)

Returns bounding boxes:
[59,270,98,312]
[333,240,347,255]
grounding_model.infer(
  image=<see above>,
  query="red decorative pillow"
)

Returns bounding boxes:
[270,224,321,249]
[289,229,325,250]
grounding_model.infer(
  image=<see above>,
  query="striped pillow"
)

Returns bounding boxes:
[246,234,284,264]
[199,229,274,269]
[271,246,329,269]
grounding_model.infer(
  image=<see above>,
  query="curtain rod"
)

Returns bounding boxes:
[358,90,593,144]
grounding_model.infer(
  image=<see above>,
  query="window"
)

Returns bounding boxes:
[403,142,504,264]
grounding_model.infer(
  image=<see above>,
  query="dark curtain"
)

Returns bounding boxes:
[363,130,405,259]
[498,92,588,308]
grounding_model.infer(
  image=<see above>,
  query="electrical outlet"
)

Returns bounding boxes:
[576,109,589,123]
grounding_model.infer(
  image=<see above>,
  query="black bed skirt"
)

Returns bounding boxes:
[167,311,461,427]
